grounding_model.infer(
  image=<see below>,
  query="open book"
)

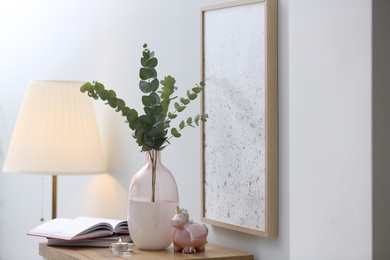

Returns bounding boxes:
[28,216,129,241]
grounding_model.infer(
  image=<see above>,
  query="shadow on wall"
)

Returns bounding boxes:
[63,173,128,219]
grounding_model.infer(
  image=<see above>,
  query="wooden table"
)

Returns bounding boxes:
[39,242,254,260]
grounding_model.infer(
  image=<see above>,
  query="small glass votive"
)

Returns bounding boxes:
[110,239,134,255]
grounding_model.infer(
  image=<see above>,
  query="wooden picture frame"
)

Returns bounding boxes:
[200,0,278,237]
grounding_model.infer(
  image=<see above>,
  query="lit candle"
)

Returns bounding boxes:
[110,238,134,255]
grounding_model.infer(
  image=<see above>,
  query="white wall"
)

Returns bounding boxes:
[289,0,373,259]
[1,0,387,260]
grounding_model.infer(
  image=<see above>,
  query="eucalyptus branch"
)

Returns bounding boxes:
[165,81,205,120]
[80,81,140,130]
[80,43,208,153]
[167,113,208,142]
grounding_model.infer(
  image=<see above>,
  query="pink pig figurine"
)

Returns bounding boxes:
[171,206,208,253]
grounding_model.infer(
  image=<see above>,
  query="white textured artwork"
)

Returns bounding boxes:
[203,2,266,231]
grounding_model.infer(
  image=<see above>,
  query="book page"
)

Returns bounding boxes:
[27,217,127,240]
[74,216,124,232]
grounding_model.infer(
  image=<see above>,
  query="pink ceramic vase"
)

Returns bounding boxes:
[127,150,179,250]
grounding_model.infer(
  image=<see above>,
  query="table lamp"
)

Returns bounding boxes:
[2,80,106,219]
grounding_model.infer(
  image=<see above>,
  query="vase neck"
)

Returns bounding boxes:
[146,150,161,164]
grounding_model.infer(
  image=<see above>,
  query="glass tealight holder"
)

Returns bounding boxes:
[110,240,134,255]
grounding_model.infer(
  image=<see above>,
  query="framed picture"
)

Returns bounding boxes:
[200,0,278,237]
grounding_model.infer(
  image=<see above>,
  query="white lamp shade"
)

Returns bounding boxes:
[3,80,106,175]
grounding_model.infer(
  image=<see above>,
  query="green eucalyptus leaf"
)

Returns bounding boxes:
[108,98,117,108]
[95,89,105,97]
[80,82,91,92]
[149,67,157,78]
[116,99,126,111]
[159,145,168,150]
[121,106,130,115]
[179,120,185,129]
[153,137,166,149]
[151,106,163,116]
[95,82,105,91]
[143,50,150,60]
[180,98,190,105]
[141,57,148,67]
[195,114,200,126]
[134,120,143,133]
[131,109,139,118]
[144,107,151,115]
[98,90,107,101]
[187,117,193,127]
[161,76,176,88]
[150,78,159,92]
[147,124,165,137]
[150,92,160,104]
[136,138,144,147]
[129,117,140,130]
[145,57,158,68]
[118,98,126,108]
[171,128,181,138]
[192,87,202,93]
[139,81,149,93]
[174,102,186,112]
[126,109,139,128]
[160,98,170,115]
[159,90,167,100]
[139,68,154,80]
[108,90,116,98]
[135,128,144,138]
[144,135,154,147]
[168,112,177,119]
[142,95,156,107]
[140,115,156,126]
[187,90,197,100]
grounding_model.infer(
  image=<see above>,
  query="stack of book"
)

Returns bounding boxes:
[28,216,131,247]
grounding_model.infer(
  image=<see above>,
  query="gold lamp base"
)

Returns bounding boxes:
[52,175,57,219]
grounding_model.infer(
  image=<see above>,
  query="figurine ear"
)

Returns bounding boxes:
[176,206,181,214]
